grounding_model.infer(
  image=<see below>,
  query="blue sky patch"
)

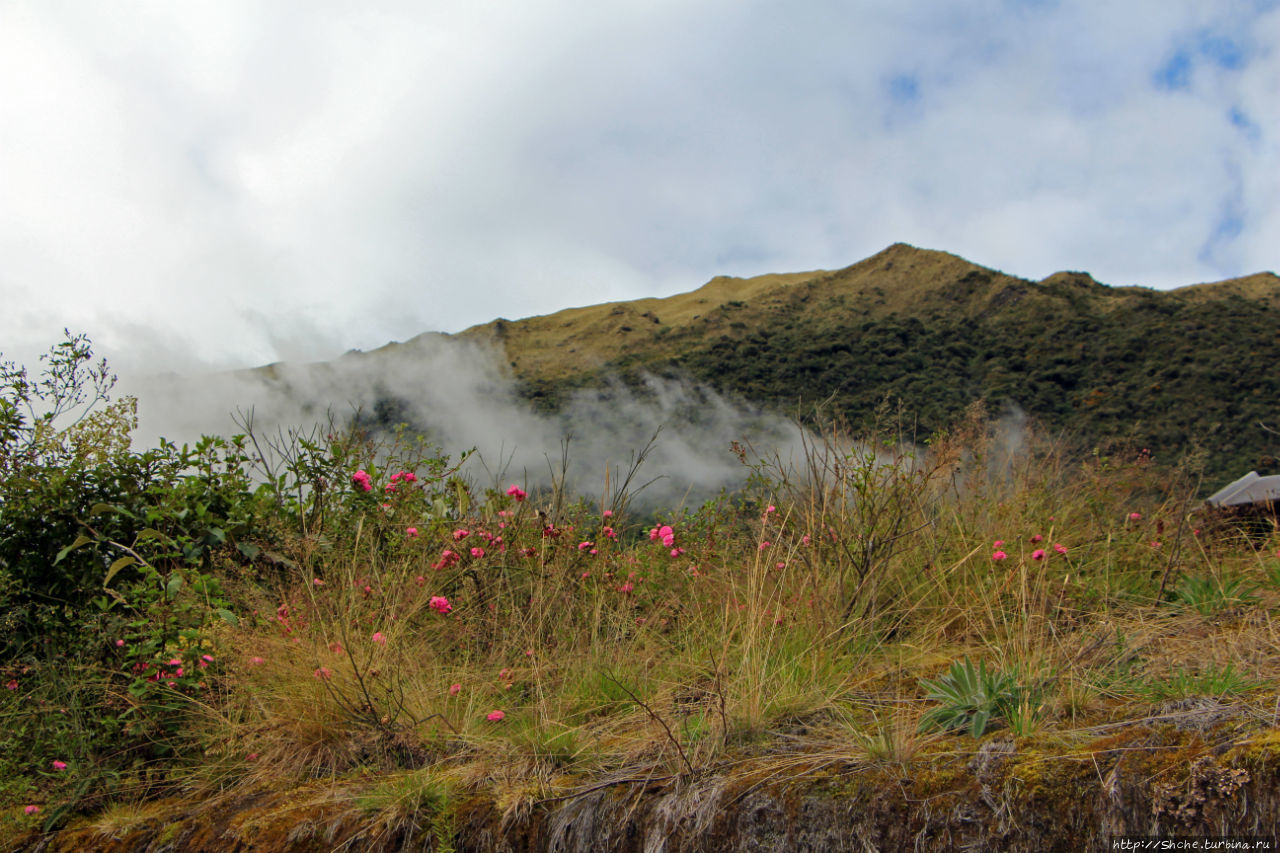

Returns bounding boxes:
[1154,50,1192,90]
[886,73,920,104]
[1197,33,1246,70]
[1229,107,1262,143]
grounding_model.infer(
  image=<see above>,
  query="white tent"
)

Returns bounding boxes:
[1205,471,1280,508]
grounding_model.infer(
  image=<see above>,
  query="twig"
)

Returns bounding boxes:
[603,672,695,776]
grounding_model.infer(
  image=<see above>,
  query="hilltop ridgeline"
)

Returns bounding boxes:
[363,243,1280,487]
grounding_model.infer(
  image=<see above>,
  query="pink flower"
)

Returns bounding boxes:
[453,529,470,541]
[406,527,418,538]
[578,541,593,551]
[402,472,417,483]
[1054,544,1068,555]
[992,550,1008,561]
[372,631,386,644]
[470,546,485,558]
[114,639,125,648]
[249,656,265,666]
[449,683,462,696]
[429,596,452,615]
[313,577,324,586]
[662,534,675,547]
[619,582,634,593]
[416,575,426,585]
[487,710,505,722]
[659,525,673,539]
[993,540,1004,548]
[603,526,616,539]
[352,470,373,492]
[766,505,776,514]
[246,752,258,761]
[313,667,333,680]
[1128,512,1142,521]
[801,535,811,546]
[328,641,344,654]
[433,549,460,570]
[1030,534,1043,543]
[603,509,613,518]
[24,805,38,815]
[1031,549,1046,560]
[759,541,771,550]
[506,485,527,502]
[51,760,67,771]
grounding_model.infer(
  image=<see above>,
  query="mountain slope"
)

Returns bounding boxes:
[365,244,1280,487]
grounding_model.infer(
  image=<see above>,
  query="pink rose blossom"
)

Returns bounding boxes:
[449,683,462,695]
[1054,544,1068,555]
[992,550,1008,561]
[470,546,485,558]
[52,760,67,771]
[1030,534,1043,543]
[506,485,527,501]
[1128,512,1142,521]
[406,527,418,537]
[372,631,386,644]
[487,710,505,721]
[24,805,38,815]
[429,596,452,615]
[1031,549,1046,560]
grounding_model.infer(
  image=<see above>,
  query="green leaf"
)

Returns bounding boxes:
[215,608,240,627]
[103,556,136,586]
[165,574,184,599]
[54,534,94,565]
[236,542,261,560]
[135,528,175,548]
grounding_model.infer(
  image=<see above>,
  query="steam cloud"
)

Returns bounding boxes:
[124,334,809,510]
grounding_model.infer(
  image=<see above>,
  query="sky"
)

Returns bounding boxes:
[2,0,1278,378]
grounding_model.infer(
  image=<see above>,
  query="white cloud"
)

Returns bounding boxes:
[0,0,1276,381]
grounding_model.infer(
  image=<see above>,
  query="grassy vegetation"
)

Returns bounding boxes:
[4,334,1280,846]
[447,243,1280,486]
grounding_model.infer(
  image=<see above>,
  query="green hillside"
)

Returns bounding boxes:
[447,243,1280,488]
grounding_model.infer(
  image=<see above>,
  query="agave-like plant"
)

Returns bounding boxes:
[917,658,1023,737]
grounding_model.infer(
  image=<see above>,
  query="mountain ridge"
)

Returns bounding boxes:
[246,243,1280,487]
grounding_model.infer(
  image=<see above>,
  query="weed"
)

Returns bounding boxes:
[917,658,1028,738]
[1172,575,1258,616]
